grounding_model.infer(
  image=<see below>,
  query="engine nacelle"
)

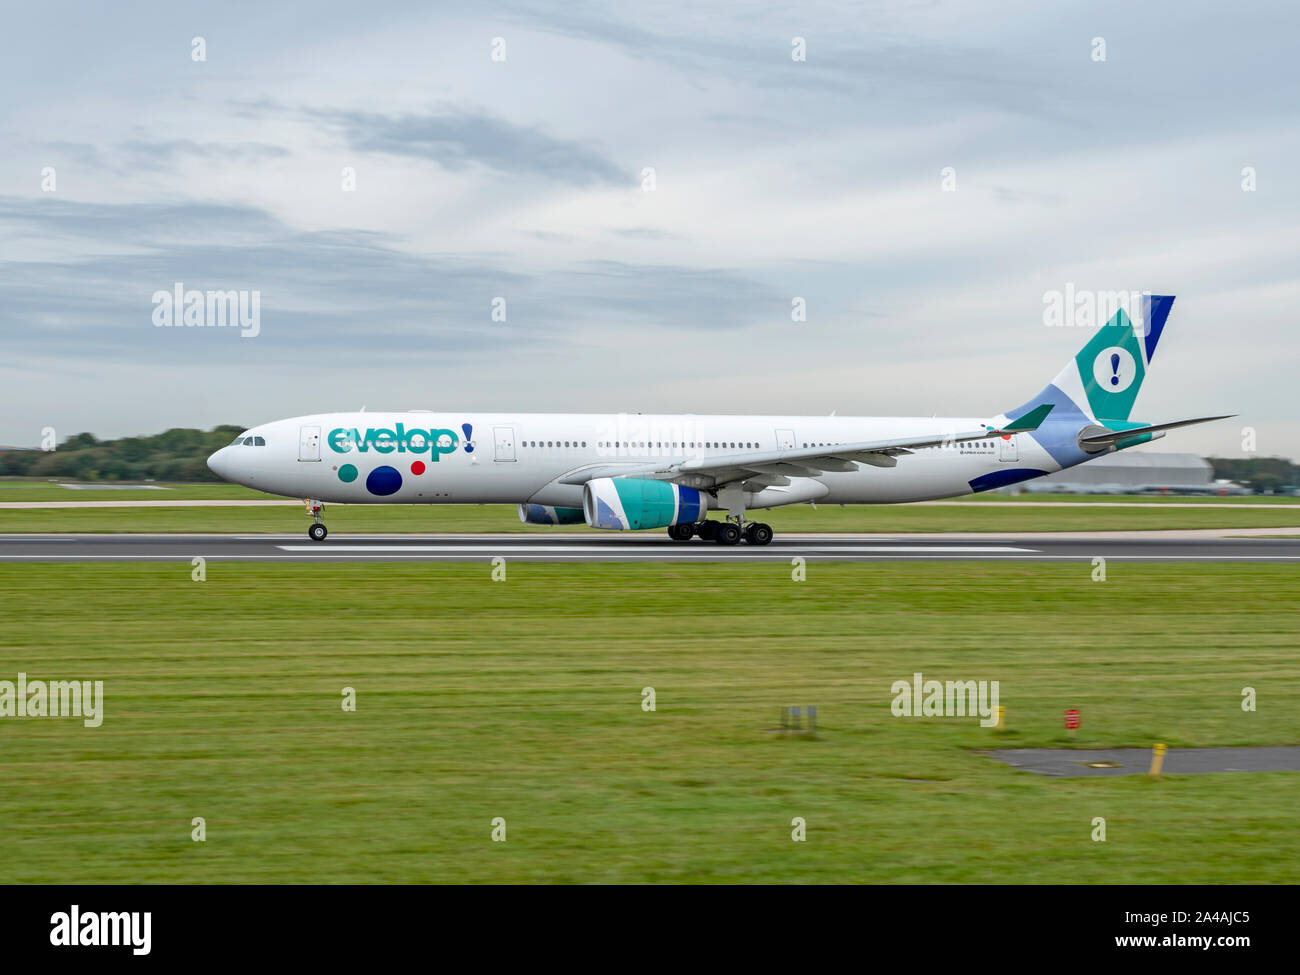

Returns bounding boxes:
[518,503,586,526]
[582,478,706,531]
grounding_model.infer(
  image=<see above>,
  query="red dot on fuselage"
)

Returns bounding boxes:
[411,461,426,475]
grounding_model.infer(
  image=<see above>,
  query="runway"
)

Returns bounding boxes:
[3,532,1300,562]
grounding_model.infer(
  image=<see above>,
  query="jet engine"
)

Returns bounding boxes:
[517,504,586,526]
[582,478,706,530]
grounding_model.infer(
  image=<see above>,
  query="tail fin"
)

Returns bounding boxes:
[1043,293,1174,422]
[1000,295,1232,469]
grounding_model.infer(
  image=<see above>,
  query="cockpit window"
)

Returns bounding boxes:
[253,436,265,446]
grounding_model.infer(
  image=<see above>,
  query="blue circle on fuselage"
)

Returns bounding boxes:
[365,465,403,496]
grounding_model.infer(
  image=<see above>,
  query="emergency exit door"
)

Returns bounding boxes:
[775,428,796,451]
[493,426,516,462]
[998,434,1018,463]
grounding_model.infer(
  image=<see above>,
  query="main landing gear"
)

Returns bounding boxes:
[668,518,773,545]
[305,500,328,541]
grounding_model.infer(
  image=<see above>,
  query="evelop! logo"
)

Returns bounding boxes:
[327,423,473,497]
[327,424,459,457]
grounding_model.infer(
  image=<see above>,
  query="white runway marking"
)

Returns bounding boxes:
[7,554,1300,562]
[275,544,1039,553]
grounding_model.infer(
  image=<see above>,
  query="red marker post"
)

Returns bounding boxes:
[1064,708,1080,739]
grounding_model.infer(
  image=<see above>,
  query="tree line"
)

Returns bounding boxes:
[1207,456,1300,495]
[0,426,244,482]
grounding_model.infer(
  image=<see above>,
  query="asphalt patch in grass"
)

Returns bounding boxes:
[982,746,1300,777]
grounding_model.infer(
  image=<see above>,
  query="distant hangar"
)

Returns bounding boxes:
[1020,452,1246,495]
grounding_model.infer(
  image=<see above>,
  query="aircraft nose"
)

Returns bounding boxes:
[207,446,233,480]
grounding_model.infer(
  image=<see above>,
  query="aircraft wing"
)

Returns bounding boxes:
[558,404,1054,488]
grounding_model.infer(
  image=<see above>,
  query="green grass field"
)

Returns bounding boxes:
[0,480,274,502]
[5,478,1300,537]
[4,502,1300,534]
[5,479,1298,534]
[4,478,1297,504]
[1,561,1297,883]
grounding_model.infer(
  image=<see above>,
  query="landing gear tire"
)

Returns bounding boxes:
[744,522,773,546]
[667,524,694,542]
[305,499,327,541]
[714,522,742,545]
[697,520,718,541]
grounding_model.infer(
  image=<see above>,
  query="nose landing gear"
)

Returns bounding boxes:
[305,500,328,541]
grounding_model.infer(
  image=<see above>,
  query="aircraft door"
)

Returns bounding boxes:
[299,425,321,462]
[998,434,1018,463]
[493,426,517,462]
[775,428,796,451]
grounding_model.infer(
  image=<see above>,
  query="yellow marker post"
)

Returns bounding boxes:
[995,705,1005,730]
[1149,743,1167,776]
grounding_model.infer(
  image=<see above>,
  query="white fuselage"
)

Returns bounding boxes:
[207,411,1062,510]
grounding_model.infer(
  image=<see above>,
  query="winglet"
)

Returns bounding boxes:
[998,403,1054,434]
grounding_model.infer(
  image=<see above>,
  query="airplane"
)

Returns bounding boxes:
[206,294,1231,544]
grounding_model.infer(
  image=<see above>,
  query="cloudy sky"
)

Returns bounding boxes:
[2,0,1296,458]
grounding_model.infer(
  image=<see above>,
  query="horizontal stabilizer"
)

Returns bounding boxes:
[1079,414,1235,448]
